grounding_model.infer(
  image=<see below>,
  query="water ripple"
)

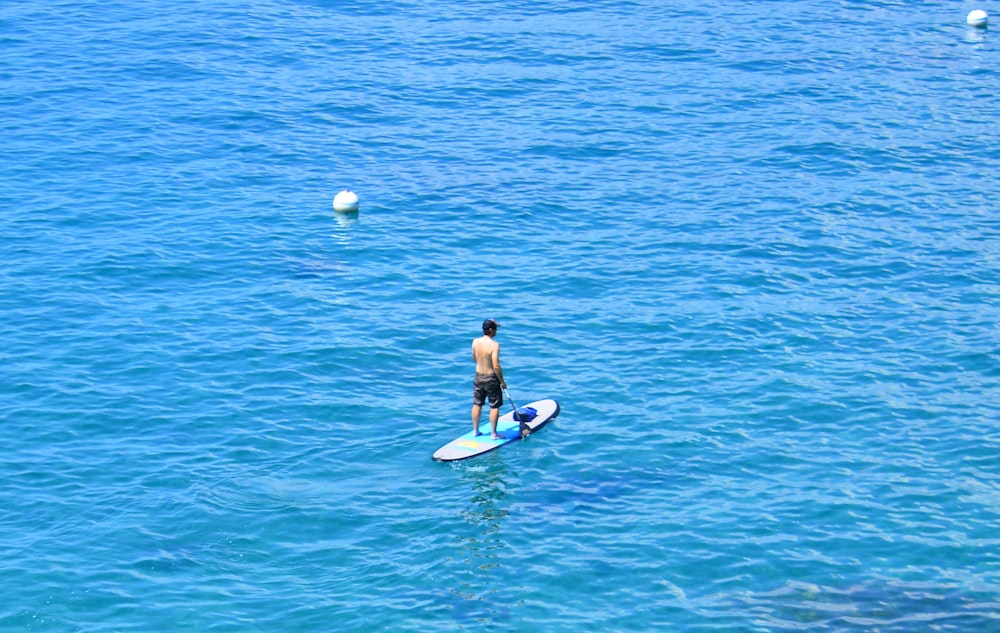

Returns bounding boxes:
[1,0,998,631]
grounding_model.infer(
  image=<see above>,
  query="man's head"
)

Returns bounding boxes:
[482,318,499,335]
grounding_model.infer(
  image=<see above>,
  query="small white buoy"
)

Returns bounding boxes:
[967,9,988,27]
[333,189,359,213]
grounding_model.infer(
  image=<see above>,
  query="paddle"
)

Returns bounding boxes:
[503,386,530,438]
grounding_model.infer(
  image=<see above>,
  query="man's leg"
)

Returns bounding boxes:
[472,404,482,436]
[490,405,500,439]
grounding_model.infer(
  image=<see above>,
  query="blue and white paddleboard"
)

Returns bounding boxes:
[432,398,560,462]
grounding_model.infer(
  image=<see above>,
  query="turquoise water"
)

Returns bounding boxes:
[2,1,998,630]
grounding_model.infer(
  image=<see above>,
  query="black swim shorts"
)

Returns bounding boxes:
[472,373,503,408]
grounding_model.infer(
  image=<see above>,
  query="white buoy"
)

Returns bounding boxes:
[967,9,988,27]
[333,189,359,213]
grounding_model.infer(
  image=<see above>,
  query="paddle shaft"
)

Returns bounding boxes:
[502,386,518,412]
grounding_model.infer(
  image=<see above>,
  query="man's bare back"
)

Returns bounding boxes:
[472,335,504,382]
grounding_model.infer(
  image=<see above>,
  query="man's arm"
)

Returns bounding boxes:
[492,345,506,388]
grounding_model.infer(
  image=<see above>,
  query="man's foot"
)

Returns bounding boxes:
[491,433,500,440]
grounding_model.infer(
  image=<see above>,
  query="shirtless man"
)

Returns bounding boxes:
[471,318,506,439]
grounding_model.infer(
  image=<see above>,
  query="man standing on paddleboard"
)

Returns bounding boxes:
[472,318,506,439]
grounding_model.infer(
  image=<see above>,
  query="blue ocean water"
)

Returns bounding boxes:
[1,0,998,630]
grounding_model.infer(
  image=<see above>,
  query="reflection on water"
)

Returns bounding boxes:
[333,209,359,228]
[444,457,514,625]
[460,460,511,537]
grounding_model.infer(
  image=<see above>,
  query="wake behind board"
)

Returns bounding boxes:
[432,398,560,462]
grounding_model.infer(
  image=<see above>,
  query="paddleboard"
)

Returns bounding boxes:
[432,398,560,462]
